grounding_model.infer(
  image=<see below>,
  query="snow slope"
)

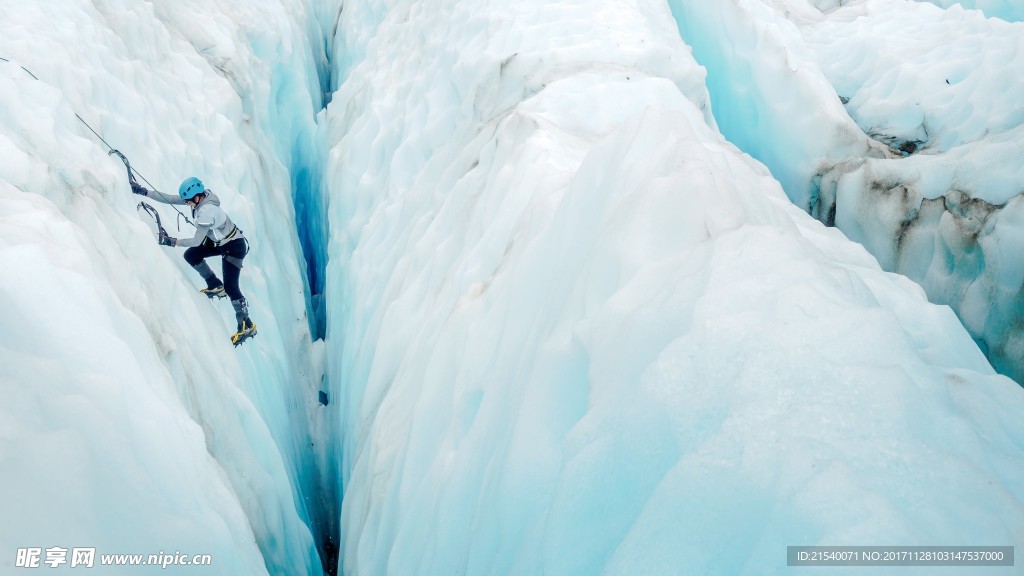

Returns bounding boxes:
[323,0,1024,574]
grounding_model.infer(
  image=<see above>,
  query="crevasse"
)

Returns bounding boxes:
[320,1,1024,575]
[1,0,343,574]
[3,2,1024,576]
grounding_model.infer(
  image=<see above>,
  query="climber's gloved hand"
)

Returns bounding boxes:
[158,231,177,247]
[131,182,147,196]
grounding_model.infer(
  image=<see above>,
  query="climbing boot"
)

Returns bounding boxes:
[230,298,257,346]
[194,262,226,299]
[200,284,226,299]
[231,318,258,347]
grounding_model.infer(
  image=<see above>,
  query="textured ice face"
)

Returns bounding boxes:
[801,0,1024,383]
[3,0,1024,575]
[666,0,1024,384]
[323,0,1024,574]
[0,1,330,574]
[920,0,1024,21]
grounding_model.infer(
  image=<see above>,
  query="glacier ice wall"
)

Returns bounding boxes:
[806,0,1024,384]
[4,0,1024,574]
[0,0,337,573]
[667,0,1024,384]
[322,0,1024,574]
[666,0,892,210]
[919,0,1024,21]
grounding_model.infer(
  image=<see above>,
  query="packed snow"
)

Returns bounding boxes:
[1,0,1023,575]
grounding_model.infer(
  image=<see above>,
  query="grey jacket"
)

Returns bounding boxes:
[144,188,245,248]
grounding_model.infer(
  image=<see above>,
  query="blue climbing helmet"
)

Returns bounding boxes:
[179,176,205,200]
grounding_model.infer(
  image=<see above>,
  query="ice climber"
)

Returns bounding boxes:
[132,177,257,346]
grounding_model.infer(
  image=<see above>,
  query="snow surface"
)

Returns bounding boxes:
[2,0,1024,575]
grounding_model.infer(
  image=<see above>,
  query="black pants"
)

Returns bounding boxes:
[184,237,248,301]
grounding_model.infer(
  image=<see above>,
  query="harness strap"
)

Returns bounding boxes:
[224,254,245,269]
[215,226,240,247]
[222,237,248,269]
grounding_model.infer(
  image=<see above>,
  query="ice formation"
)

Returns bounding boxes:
[0,0,331,574]
[324,0,1024,574]
[670,0,1024,383]
[1,0,1023,575]
[921,0,1024,21]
